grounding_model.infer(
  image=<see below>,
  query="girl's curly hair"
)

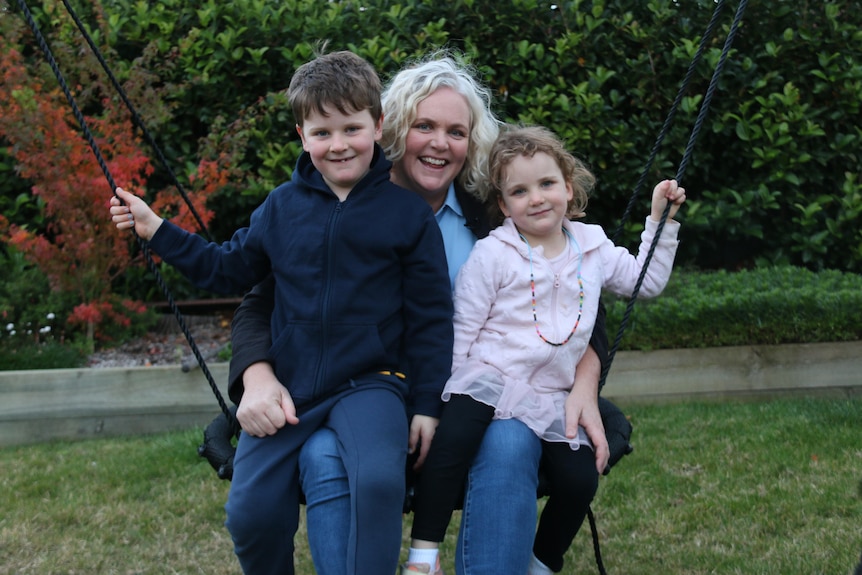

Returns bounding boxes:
[487,125,595,226]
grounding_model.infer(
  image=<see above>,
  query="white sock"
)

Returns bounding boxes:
[527,553,554,575]
[407,547,439,567]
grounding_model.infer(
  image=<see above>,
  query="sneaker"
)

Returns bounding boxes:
[401,557,444,575]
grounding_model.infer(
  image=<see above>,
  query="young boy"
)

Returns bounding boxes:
[110,51,454,575]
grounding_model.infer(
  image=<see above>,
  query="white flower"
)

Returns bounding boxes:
[5,323,13,331]
[40,326,52,334]
[9,330,15,336]
[46,313,56,320]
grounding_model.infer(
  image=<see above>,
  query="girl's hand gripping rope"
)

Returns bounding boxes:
[650,179,687,222]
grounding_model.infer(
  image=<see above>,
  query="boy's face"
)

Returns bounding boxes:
[297,106,383,200]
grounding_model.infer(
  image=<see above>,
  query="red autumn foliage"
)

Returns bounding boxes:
[0,28,154,346]
[1,14,226,347]
[150,158,222,233]
[0,44,151,299]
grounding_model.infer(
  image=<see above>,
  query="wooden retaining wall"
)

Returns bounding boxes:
[1,341,861,447]
[1,363,230,447]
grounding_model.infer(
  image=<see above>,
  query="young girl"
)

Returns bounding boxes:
[403,125,686,575]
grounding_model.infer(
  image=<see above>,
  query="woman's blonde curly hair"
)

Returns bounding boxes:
[381,50,501,199]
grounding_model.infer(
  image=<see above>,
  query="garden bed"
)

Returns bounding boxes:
[2,340,860,447]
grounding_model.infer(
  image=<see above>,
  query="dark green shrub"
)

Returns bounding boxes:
[4,0,861,284]
[0,245,157,370]
[0,340,86,371]
[606,266,862,350]
[0,246,85,369]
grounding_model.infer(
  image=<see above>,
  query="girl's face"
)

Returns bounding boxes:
[391,87,471,210]
[497,151,573,246]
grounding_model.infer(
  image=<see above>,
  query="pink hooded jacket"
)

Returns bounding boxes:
[442,216,680,448]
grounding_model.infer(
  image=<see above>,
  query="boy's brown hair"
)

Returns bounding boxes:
[288,50,383,126]
[487,125,596,226]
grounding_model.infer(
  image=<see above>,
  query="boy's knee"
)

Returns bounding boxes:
[226,504,296,575]
[226,491,299,543]
[353,462,404,503]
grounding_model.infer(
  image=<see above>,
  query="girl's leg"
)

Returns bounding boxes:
[455,419,542,575]
[327,387,409,575]
[299,427,351,575]
[411,395,495,542]
[532,442,599,572]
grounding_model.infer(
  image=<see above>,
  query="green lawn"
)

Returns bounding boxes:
[2,397,860,574]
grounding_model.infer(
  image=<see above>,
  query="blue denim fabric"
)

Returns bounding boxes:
[455,418,542,575]
[300,428,350,575]
[300,418,542,574]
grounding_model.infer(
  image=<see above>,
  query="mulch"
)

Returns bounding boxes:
[86,314,231,369]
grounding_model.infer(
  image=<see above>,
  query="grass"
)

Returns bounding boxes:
[2,397,861,575]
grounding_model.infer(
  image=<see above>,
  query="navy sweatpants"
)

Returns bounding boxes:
[224,383,409,575]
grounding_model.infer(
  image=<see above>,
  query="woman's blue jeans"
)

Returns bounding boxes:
[456,418,541,574]
[299,428,351,573]
[300,418,542,575]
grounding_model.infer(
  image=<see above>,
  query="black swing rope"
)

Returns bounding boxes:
[59,0,214,243]
[585,1,749,573]
[599,0,750,395]
[13,0,237,431]
[15,0,749,572]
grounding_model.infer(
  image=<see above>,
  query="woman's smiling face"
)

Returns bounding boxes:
[391,86,471,210]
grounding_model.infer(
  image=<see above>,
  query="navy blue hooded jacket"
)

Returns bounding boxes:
[148,145,454,416]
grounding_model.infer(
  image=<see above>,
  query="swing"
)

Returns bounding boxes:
[14,0,749,572]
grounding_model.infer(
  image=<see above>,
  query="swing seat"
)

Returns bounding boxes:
[598,396,634,474]
[198,406,240,480]
[198,395,633,489]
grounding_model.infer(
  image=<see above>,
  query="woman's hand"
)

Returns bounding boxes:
[567,346,610,474]
[236,361,299,436]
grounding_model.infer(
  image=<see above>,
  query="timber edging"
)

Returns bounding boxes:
[1,341,861,447]
[0,363,230,447]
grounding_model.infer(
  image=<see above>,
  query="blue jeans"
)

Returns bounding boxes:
[301,418,542,575]
[300,428,351,574]
[455,418,542,575]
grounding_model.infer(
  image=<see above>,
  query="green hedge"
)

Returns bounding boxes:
[1,264,858,370]
[4,0,862,276]
[606,266,862,350]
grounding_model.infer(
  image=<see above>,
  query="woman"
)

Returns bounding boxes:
[228,53,610,575]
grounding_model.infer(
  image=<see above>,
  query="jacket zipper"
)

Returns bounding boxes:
[312,202,343,399]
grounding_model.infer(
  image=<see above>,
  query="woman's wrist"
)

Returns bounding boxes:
[243,361,278,390]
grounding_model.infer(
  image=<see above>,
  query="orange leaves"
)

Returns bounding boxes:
[0,32,153,307]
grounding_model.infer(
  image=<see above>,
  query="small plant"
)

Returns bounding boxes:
[0,245,157,369]
[66,296,158,353]
[0,312,86,370]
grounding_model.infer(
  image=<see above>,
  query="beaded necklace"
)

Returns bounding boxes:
[520,228,584,347]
